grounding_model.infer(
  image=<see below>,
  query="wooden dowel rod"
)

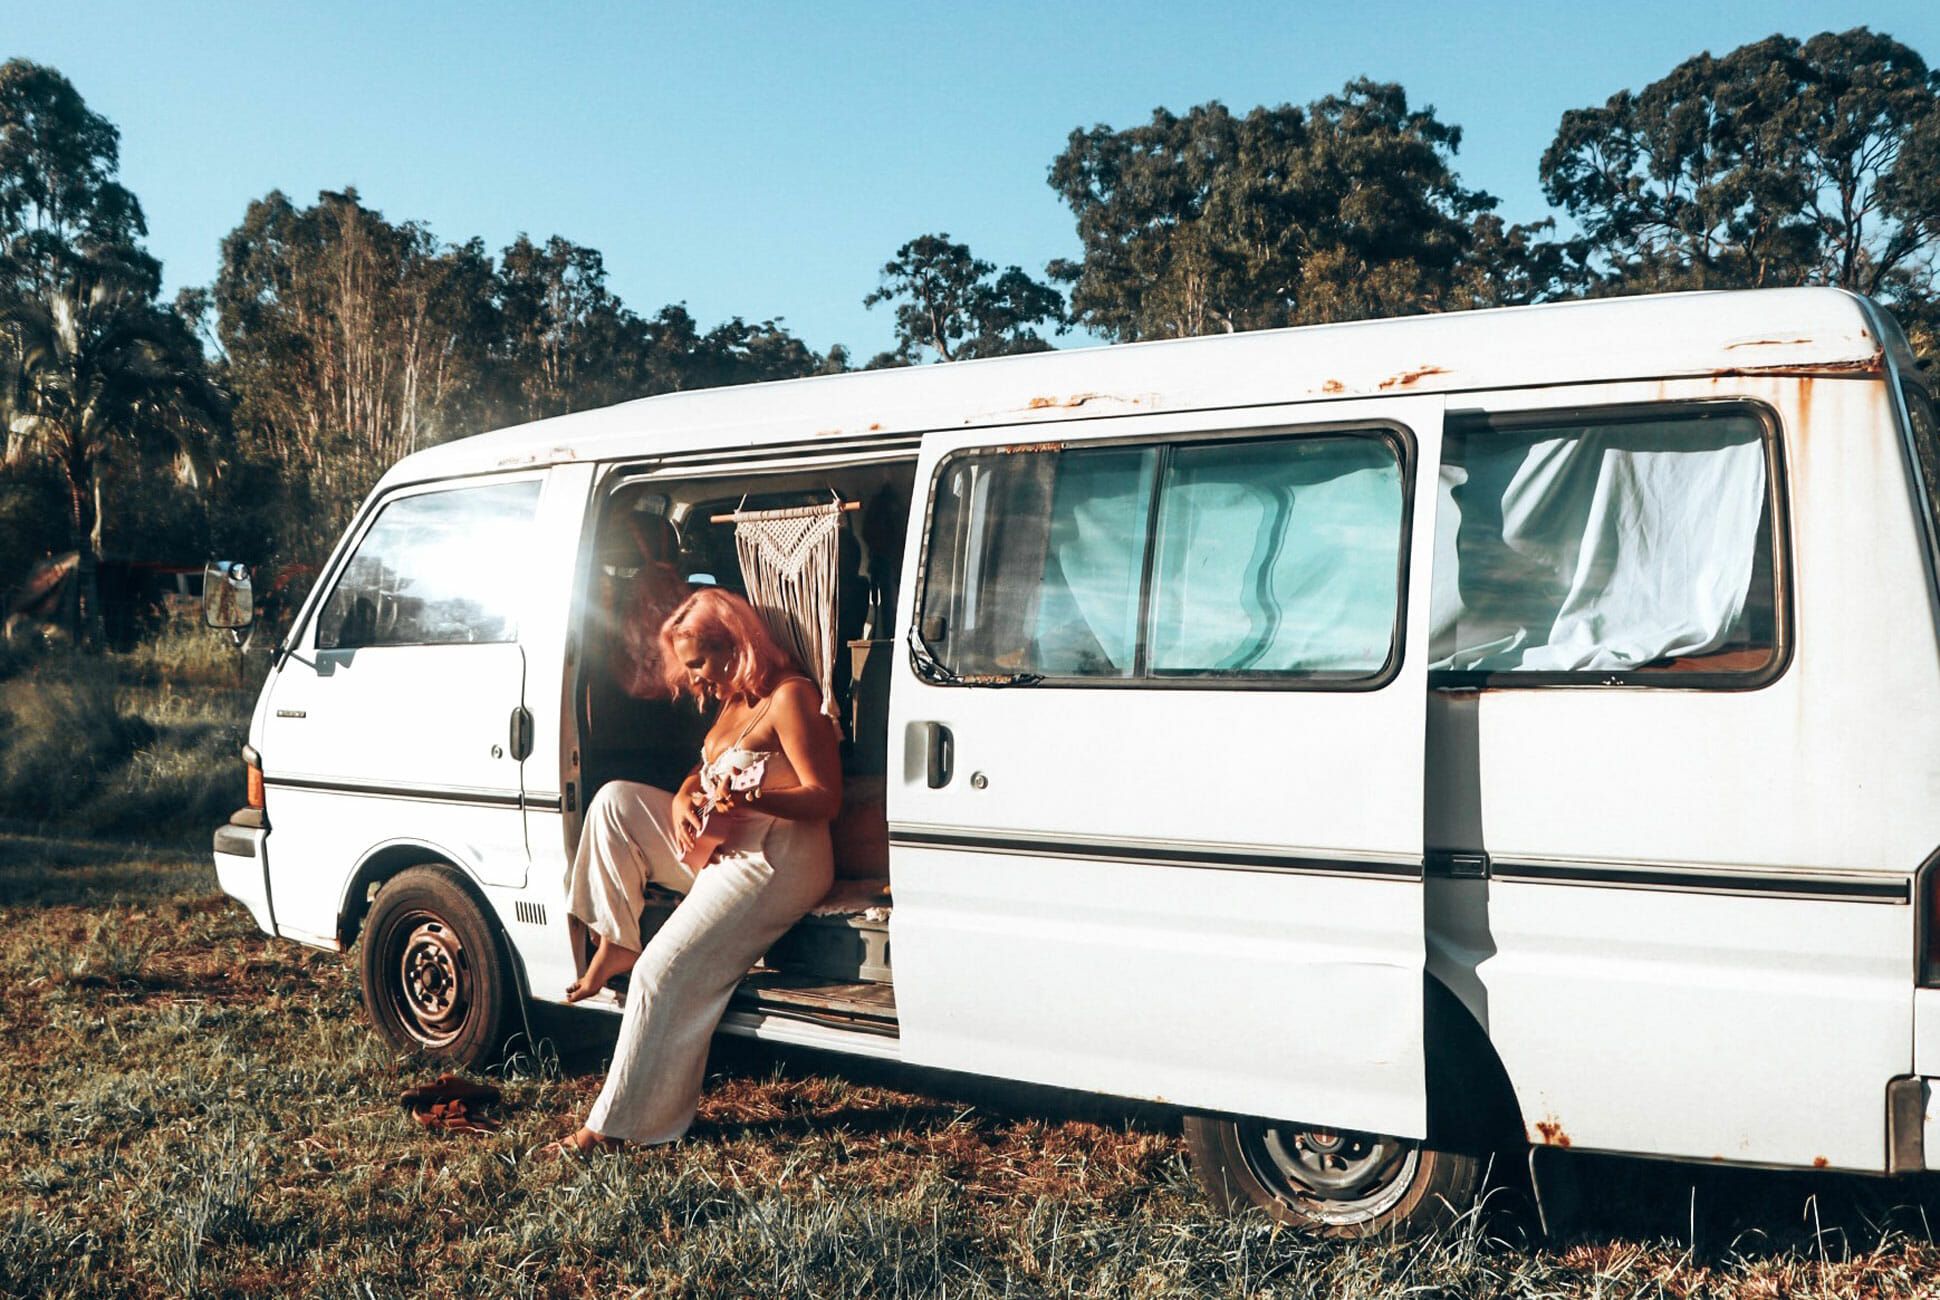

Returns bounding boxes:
[709,500,862,524]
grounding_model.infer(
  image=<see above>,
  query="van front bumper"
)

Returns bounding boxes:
[212,809,274,935]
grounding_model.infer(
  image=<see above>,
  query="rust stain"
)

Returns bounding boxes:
[868,422,883,431]
[1725,337,1817,350]
[1707,353,1884,381]
[1534,1119,1571,1148]
[1026,391,1118,410]
[1813,1155,1829,1168]
[1378,364,1451,390]
[997,441,1065,454]
[1320,379,1346,394]
[815,428,844,438]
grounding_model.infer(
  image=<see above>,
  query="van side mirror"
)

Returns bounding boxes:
[203,561,255,631]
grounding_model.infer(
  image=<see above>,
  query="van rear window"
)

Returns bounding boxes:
[314,480,542,650]
[1431,407,1779,684]
[917,432,1406,685]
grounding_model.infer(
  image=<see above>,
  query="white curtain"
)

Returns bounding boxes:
[1430,420,1768,671]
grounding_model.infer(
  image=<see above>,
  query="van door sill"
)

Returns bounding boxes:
[730,971,899,1038]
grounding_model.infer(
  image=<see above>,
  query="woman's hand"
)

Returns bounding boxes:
[672,792,704,852]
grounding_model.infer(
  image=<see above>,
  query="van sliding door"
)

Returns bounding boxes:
[886,397,1442,1137]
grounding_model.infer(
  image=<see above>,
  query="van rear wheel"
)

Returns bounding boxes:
[359,866,513,1068]
[1183,1115,1481,1237]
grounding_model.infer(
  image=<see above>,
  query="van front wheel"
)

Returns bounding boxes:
[1183,1115,1481,1237]
[359,866,513,1067]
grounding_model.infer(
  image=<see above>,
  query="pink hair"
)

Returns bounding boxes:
[657,588,800,705]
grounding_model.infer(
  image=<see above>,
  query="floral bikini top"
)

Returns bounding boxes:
[696,699,778,816]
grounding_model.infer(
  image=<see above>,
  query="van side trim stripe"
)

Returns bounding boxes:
[887,827,1422,881]
[1489,859,1911,904]
[265,776,524,809]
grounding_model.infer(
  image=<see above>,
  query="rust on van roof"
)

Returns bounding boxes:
[1379,364,1452,390]
[1710,352,1884,381]
[1026,391,1123,410]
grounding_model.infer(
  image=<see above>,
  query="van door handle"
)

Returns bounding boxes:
[508,706,533,762]
[925,723,953,789]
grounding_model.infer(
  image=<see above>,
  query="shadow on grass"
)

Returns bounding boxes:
[0,829,210,907]
[1522,1146,1940,1262]
[672,1034,1940,1265]
[518,1001,1180,1138]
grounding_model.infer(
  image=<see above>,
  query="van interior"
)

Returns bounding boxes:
[574,458,917,1033]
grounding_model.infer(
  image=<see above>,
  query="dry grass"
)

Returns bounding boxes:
[5,834,1940,1298]
[0,631,258,842]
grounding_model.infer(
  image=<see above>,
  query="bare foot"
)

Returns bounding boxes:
[534,1126,622,1161]
[564,937,641,1003]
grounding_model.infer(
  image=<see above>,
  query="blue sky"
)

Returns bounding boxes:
[11,2,1940,359]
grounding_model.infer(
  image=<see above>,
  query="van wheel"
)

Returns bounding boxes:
[1183,1115,1481,1237]
[359,866,513,1067]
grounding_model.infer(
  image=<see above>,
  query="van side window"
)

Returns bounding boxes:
[918,432,1405,684]
[1431,407,1779,682]
[1148,438,1403,676]
[314,480,542,650]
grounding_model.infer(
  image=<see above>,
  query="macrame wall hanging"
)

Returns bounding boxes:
[714,496,858,727]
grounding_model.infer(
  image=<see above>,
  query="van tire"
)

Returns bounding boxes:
[1183,1115,1482,1238]
[358,866,513,1067]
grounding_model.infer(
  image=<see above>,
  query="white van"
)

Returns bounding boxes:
[210,288,1940,1235]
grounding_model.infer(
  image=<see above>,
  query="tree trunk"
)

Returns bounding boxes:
[66,465,104,648]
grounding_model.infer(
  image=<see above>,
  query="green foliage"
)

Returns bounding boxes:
[1046,82,1562,342]
[0,61,225,643]
[210,188,499,564]
[1541,28,1940,317]
[0,453,64,592]
[210,190,845,567]
[0,58,156,297]
[864,232,1063,363]
[0,252,228,641]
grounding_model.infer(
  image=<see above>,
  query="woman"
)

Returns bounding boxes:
[549,587,839,1154]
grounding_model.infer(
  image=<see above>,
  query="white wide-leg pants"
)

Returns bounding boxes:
[565,780,833,1143]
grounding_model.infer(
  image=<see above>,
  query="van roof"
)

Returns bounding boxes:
[380,287,1895,489]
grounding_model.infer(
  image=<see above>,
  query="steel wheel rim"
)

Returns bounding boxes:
[389,911,471,1048]
[1238,1122,1420,1226]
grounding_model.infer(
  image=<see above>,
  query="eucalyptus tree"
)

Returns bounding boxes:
[1541,26,1940,355]
[863,233,1063,363]
[0,58,155,298]
[0,255,225,640]
[1047,81,1541,341]
[213,188,499,559]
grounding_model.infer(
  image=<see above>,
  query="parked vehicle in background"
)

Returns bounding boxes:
[210,288,1940,1235]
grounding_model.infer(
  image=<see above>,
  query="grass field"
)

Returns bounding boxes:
[6,834,1940,1298]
